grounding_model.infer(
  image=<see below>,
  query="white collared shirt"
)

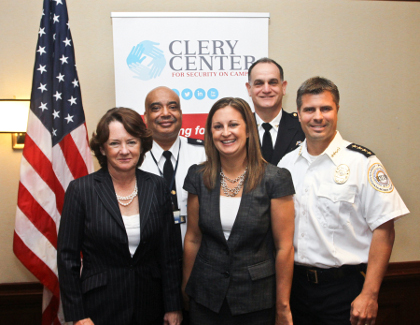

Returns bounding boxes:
[149,136,181,172]
[279,131,409,268]
[255,109,283,147]
[141,136,206,246]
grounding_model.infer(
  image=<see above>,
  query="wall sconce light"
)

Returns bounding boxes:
[0,99,30,149]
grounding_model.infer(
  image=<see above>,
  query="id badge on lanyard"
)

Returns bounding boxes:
[173,210,185,224]
[150,141,186,224]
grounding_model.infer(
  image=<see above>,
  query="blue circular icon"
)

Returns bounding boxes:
[194,88,206,100]
[207,88,219,100]
[181,88,193,100]
[172,89,180,96]
[126,40,166,81]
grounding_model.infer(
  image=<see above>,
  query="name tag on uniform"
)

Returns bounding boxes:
[173,210,186,224]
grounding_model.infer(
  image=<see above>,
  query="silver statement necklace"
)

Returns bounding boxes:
[220,167,247,197]
[116,182,138,207]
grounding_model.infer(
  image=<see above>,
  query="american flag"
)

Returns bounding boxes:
[13,0,93,324]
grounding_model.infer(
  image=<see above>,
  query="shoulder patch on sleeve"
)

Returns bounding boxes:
[368,163,394,193]
[346,143,375,157]
[187,137,205,146]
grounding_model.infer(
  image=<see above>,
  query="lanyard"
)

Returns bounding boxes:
[150,140,181,193]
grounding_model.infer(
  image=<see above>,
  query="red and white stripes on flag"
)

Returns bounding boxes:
[13,0,93,324]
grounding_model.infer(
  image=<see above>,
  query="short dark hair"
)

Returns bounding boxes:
[90,107,153,169]
[296,77,340,110]
[248,57,284,82]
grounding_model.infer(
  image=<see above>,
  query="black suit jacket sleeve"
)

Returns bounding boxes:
[57,178,87,321]
[158,180,184,312]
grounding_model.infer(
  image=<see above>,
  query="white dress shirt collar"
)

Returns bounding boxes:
[255,109,283,132]
[150,136,180,168]
[255,110,283,146]
[298,131,344,166]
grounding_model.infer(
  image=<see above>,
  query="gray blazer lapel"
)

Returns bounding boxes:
[226,179,253,247]
[94,169,125,231]
[211,176,229,244]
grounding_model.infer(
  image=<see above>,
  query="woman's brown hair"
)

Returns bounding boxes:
[202,97,266,192]
[90,107,153,169]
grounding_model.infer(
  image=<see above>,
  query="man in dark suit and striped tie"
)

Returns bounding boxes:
[246,58,305,165]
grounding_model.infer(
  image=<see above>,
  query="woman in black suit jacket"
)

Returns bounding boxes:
[182,98,295,325]
[58,108,182,325]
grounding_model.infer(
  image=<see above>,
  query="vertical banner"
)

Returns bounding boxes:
[112,12,269,139]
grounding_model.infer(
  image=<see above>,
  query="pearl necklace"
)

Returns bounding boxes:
[220,167,247,197]
[116,182,138,206]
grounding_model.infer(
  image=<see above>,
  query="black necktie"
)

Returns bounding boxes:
[261,123,274,162]
[163,151,178,210]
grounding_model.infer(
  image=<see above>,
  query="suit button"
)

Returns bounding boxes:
[222,271,230,278]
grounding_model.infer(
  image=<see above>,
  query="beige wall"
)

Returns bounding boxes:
[0,0,418,283]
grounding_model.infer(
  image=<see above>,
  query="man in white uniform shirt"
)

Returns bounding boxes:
[246,57,305,165]
[141,86,206,248]
[279,77,409,325]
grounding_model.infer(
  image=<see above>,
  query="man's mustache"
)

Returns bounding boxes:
[156,116,177,124]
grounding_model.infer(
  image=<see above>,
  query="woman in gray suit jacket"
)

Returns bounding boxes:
[182,98,295,325]
[58,108,182,325]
